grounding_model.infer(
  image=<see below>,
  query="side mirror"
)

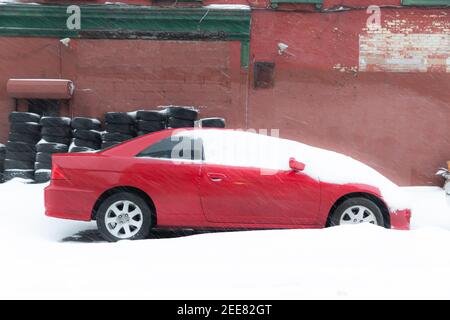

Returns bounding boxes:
[289,157,305,172]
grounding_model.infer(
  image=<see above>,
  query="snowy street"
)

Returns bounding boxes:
[0,180,450,299]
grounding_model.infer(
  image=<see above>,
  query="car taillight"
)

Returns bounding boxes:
[51,165,67,180]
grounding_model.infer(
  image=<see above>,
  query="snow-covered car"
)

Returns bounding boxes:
[45,128,411,241]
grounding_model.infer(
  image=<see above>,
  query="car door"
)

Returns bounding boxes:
[198,131,321,226]
[132,134,204,226]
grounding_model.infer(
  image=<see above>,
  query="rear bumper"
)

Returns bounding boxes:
[389,209,411,230]
[45,183,97,221]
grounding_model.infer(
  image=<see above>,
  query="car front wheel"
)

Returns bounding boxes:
[96,192,153,242]
[328,197,385,227]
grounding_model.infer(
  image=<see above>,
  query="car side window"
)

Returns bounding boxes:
[137,136,204,161]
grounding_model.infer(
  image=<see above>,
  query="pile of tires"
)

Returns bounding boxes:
[70,117,102,152]
[136,110,166,136]
[198,117,226,128]
[35,117,71,183]
[163,106,198,128]
[102,112,136,149]
[4,112,41,181]
[0,144,5,182]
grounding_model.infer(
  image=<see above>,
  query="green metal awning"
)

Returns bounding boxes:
[0,3,251,67]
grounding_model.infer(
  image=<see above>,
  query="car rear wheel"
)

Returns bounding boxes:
[96,192,153,242]
[328,197,384,227]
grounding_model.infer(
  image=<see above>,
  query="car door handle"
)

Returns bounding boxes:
[207,173,227,182]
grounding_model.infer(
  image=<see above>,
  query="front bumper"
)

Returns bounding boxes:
[389,209,411,230]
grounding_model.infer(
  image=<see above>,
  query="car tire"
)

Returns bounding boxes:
[101,141,121,149]
[136,120,165,132]
[41,135,71,145]
[3,169,34,181]
[167,117,194,128]
[72,117,102,131]
[5,151,36,162]
[96,192,153,242]
[6,141,36,153]
[104,112,135,124]
[40,117,71,127]
[69,146,95,153]
[9,112,40,123]
[34,169,51,183]
[105,123,135,134]
[136,110,166,121]
[328,197,385,227]
[9,132,41,144]
[162,107,198,121]
[199,117,226,128]
[10,122,41,135]
[36,142,68,153]
[102,132,134,142]
[36,152,53,163]
[71,138,100,150]
[72,129,102,143]
[42,126,72,137]
[4,159,34,170]
[35,161,52,171]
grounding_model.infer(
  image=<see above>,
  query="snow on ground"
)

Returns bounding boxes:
[0,180,449,299]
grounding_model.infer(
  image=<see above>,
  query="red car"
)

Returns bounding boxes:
[45,128,411,241]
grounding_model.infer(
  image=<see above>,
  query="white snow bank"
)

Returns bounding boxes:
[179,129,410,210]
[0,182,449,299]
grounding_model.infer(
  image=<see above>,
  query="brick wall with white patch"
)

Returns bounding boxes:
[359,11,450,72]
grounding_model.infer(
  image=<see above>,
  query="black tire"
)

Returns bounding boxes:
[327,197,385,228]
[8,132,40,144]
[136,120,165,132]
[42,135,71,145]
[36,152,52,163]
[40,117,71,127]
[42,126,72,137]
[137,131,153,136]
[9,112,40,123]
[5,151,36,162]
[72,117,102,131]
[0,143,6,154]
[71,138,100,150]
[10,122,41,135]
[162,107,198,121]
[72,129,102,143]
[34,169,51,183]
[96,192,153,242]
[36,142,68,153]
[199,117,226,128]
[136,110,166,121]
[105,123,135,134]
[102,132,134,142]
[6,141,36,153]
[4,159,34,170]
[101,141,121,149]
[35,161,52,171]
[3,169,34,181]
[167,117,194,128]
[69,146,95,153]
[104,112,134,124]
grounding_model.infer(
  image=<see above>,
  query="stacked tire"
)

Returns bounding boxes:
[136,110,166,136]
[198,117,226,128]
[36,117,71,183]
[70,117,102,152]
[102,112,136,149]
[4,112,41,181]
[0,144,5,182]
[163,106,198,128]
